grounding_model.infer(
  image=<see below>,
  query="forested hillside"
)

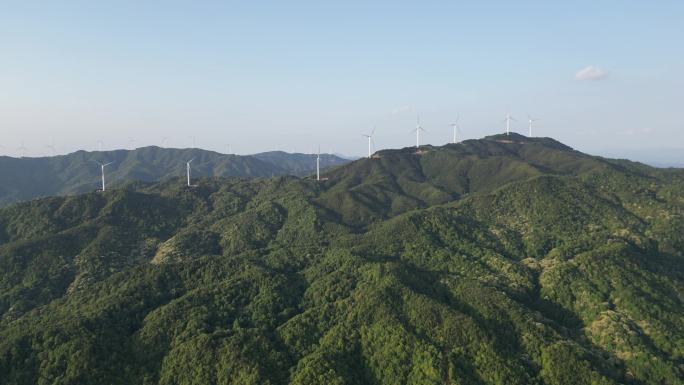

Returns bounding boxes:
[0,134,682,385]
[253,151,352,176]
[0,147,349,207]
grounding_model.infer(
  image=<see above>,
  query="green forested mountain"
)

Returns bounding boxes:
[252,151,352,176]
[0,134,682,385]
[0,147,349,207]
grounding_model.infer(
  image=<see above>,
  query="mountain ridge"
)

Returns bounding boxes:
[0,134,683,384]
[0,146,350,207]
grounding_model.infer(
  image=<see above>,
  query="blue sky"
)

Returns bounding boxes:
[1,1,683,158]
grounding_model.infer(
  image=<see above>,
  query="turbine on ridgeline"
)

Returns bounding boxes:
[186,158,195,187]
[17,142,27,158]
[450,115,460,144]
[316,146,321,181]
[361,126,375,158]
[527,115,540,137]
[45,142,56,156]
[99,162,113,191]
[504,114,517,135]
[413,115,426,148]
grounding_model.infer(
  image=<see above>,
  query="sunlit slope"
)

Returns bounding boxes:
[0,135,683,384]
[317,133,680,226]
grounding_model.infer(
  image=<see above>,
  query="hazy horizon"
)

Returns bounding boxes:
[2,1,682,159]
[2,133,682,169]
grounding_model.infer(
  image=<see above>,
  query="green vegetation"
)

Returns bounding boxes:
[0,134,682,384]
[0,147,349,207]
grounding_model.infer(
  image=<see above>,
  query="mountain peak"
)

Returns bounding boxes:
[0,132,682,385]
[482,132,574,151]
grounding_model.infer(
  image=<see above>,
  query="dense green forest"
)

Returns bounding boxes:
[0,133,682,384]
[0,147,349,207]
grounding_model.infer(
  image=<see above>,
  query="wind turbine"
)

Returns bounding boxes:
[413,115,426,148]
[361,127,375,158]
[161,136,169,147]
[316,146,320,181]
[17,142,27,158]
[504,114,517,135]
[99,162,113,191]
[450,116,460,144]
[97,140,104,152]
[128,137,136,149]
[527,115,540,137]
[186,158,195,187]
[45,143,56,156]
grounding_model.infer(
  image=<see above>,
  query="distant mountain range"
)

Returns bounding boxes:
[0,147,350,206]
[592,147,684,168]
[1,133,683,384]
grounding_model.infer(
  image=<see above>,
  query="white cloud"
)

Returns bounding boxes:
[575,65,609,81]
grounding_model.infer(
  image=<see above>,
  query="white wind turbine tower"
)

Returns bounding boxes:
[45,143,56,156]
[527,115,540,137]
[186,158,195,187]
[361,127,375,158]
[504,114,517,135]
[450,116,460,144]
[97,140,104,152]
[161,137,169,147]
[17,142,27,158]
[185,157,197,187]
[413,116,426,148]
[316,146,320,181]
[99,162,113,191]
